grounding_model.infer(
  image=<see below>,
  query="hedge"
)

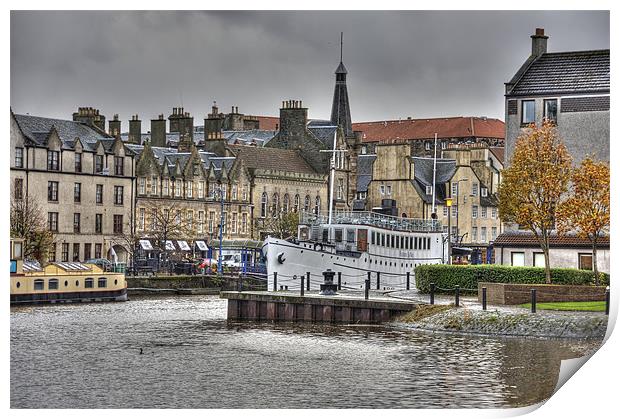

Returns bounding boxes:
[414,264,609,294]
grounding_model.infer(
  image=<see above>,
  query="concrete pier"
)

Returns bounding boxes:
[221,291,419,323]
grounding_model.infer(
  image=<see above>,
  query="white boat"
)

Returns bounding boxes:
[264,211,446,291]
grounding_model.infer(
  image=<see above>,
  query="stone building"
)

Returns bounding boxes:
[10,109,136,264]
[504,28,610,164]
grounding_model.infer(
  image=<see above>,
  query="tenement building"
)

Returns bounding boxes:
[10,108,136,264]
[505,28,610,163]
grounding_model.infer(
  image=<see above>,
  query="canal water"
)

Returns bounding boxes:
[10,295,600,409]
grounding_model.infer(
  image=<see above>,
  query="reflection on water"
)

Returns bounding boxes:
[10,296,599,409]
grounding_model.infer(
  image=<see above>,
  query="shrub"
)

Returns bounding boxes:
[414,264,609,294]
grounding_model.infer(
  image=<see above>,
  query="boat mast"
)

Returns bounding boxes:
[431,132,438,216]
[328,130,337,225]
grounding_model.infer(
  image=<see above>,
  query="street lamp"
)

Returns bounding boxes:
[445,197,453,264]
[455,178,469,244]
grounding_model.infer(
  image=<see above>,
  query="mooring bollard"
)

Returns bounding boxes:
[376,272,381,290]
[273,272,278,292]
[531,289,537,313]
[455,286,460,307]
[280,285,283,291]
[365,278,370,300]
[606,287,610,315]
[338,272,342,291]
[300,275,305,297]
[285,285,288,291]
[482,286,487,311]
[430,283,435,305]
[307,271,311,291]
[406,272,410,290]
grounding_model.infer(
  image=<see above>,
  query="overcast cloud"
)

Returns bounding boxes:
[10,11,609,130]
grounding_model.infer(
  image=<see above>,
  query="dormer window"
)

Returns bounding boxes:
[75,153,82,173]
[114,156,124,176]
[425,185,433,195]
[425,142,431,151]
[95,155,104,173]
[15,148,24,168]
[47,150,59,171]
[361,146,367,155]
[481,187,488,197]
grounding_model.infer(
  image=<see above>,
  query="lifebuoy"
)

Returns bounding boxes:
[313,243,323,252]
[277,252,286,264]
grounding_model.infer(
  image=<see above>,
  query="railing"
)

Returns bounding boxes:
[299,211,443,233]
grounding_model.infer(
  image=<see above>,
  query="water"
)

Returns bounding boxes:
[10,295,600,409]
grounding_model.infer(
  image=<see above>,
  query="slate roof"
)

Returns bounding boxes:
[494,232,609,248]
[228,144,318,174]
[411,157,457,204]
[356,154,376,192]
[223,130,277,146]
[14,114,113,151]
[508,50,610,96]
[308,125,338,149]
[352,117,505,143]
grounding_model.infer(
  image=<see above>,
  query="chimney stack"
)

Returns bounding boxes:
[279,99,308,141]
[150,114,166,147]
[128,114,141,144]
[108,113,121,136]
[531,27,548,57]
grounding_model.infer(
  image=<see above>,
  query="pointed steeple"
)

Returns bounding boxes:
[330,32,353,137]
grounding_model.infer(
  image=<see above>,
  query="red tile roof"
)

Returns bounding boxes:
[255,116,280,131]
[352,117,505,143]
[489,146,505,164]
[494,232,609,248]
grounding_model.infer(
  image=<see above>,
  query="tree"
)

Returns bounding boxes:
[557,158,610,285]
[10,183,55,262]
[498,120,572,283]
[265,211,300,239]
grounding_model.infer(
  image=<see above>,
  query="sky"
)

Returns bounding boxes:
[10,10,609,131]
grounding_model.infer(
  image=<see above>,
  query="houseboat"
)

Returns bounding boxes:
[263,211,446,290]
[10,238,128,304]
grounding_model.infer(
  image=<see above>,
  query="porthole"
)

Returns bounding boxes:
[114,279,118,285]
[64,281,68,287]
[16,282,20,288]
[75,280,79,286]
[301,250,304,254]
[365,258,367,262]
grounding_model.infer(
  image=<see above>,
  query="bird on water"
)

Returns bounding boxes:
[139,348,143,355]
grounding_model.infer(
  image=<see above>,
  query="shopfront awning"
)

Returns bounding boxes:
[195,240,209,251]
[139,239,153,250]
[165,240,175,251]
[177,240,191,251]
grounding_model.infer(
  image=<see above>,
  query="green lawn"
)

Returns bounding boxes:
[518,301,607,312]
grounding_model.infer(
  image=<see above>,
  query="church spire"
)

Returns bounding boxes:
[330,32,352,137]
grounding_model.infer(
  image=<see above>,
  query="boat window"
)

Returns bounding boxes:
[391,235,395,248]
[405,236,409,250]
[371,231,375,245]
[322,228,329,243]
[410,237,413,249]
[75,280,79,287]
[381,234,385,247]
[401,236,405,249]
[115,279,118,285]
[64,281,68,287]
[48,279,59,290]
[346,229,355,243]
[98,278,107,288]
[85,278,94,289]
[395,235,399,249]
[335,228,343,243]
[16,282,21,288]
[34,279,44,291]
[414,237,418,250]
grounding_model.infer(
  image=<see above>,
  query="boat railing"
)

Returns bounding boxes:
[299,211,442,233]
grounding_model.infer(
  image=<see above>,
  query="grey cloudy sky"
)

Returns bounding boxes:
[11,10,609,130]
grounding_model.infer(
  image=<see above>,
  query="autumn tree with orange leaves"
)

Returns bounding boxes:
[498,121,572,284]
[557,158,610,285]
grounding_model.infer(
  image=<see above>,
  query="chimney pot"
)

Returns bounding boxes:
[536,28,544,36]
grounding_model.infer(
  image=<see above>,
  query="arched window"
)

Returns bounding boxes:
[272,193,279,218]
[315,196,321,215]
[304,195,311,212]
[294,194,300,212]
[48,278,59,290]
[283,194,290,214]
[34,279,44,291]
[260,192,268,218]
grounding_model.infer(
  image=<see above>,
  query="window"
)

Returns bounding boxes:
[48,212,59,232]
[425,185,433,195]
[511,252,525,267]
[187,181,193,198]
[113,214,123,234]
[15,147,24,168]
[232,185,238,200]
[260,192,268,218]
[84,243,92,260]
[139,208,145,230]
[315,196,321,215]
[163,179,170,196]
[208,183,215,199]
[304,195,310,212]
[48,243,57,262]
[114,156,124,176]
[481,187,488,197]
[521,100,535,125]
[221,184,227,200]
[386,185,392,195]
[347,229,355,244]
[532,252,545,267]
[34,279,45,291]
[139,177,146,195]
[242,213,248,234]
[380,185,385,195]
[85,277,94,289]
[209,211,215,233]
[94,244,102,259]
[151,208,158,230]
[579,253,593,271]
[283,194,290,213]
[48,279,59,290]
[334,229,343,243]
[198,211,204,234]
[175,180,182,197]
[114,186,124,205]
[72,243,80,261]
[198,181,205,199]
[425,142,431,151]
[481,227,487,242]
[451,205,458,217]
[451,182,458,197]
[337,179,344,200]
[544,99,558,124]
[151,176,158,195]
[472,205,478,218]
[472,183,478,196]
[75,153,82,173]
[294,194,300,212]
[491,227,497,240]
[98,277,107,288]
[491,207,497,219]
[222,212,227,234]
[242,185,248,201]
[96,184,103,204]
[47,150,59,171]
[443,205,448,217]
[94,155,104,173]
[451,226,457,237]
[48,181,59,202]
[187,211,193,229]
[231,212,237,233]
[95,214,103,234]
[61,243,69,262]
[74,183,81,203]
[73,213,81,233]
[14,178,23,200]
[481,206,487,218]
[472,227,478,242]
[271,193,279,218]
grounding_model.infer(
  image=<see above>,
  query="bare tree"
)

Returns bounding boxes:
[10,182,55,262]
[140,200,194,265]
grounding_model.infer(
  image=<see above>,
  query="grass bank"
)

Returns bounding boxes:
[518,301,606,312]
